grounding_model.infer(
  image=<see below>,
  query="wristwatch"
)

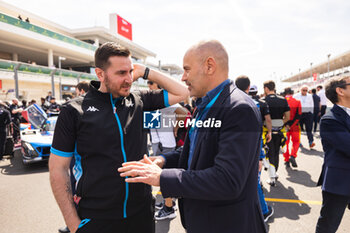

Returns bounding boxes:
[142,67,150,80]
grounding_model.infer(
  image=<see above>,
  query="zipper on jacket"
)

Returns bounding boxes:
[110,94,129,218]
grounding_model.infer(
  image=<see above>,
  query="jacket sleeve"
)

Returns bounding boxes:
[138,89,168,111]
[160,103,261,200]
[320,118,350,156]
[162,147,183,168]
[50,105,77,157]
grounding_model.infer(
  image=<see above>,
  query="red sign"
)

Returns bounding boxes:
[313,73,318,81]
[117,15,132,41]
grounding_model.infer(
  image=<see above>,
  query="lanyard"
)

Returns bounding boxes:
[187,89,224,168]
[189,90,223,135]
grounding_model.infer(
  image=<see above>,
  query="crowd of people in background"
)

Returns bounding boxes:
[0,81,90,161]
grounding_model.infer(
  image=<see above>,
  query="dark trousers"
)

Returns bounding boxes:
[76,203,155,233]
[12,119,20,143]
[316,191,350,233]
[267,133,282,172]
[300,113,314,144]
[0,130,6,159]
[319,105,327,121]
[313,110,320,132]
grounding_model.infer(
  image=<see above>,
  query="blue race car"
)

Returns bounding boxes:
[20,104,58,164]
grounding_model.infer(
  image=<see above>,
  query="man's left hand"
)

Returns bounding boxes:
[118,155,162,186]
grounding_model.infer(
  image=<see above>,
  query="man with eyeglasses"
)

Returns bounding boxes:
[294,85,315,149]
[316,76,350,233]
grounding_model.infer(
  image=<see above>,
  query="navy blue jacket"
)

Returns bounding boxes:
[317,104,350,197]
[160,81,266,233]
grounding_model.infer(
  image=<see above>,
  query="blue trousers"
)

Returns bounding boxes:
[258,171,268,215]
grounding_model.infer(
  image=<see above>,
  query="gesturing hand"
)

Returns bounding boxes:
[118,155,162,186]
[139,155,165,168]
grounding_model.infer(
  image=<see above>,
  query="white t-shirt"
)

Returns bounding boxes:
[318,89,328,106]
[150,104,180,148]
[294,92,314,114]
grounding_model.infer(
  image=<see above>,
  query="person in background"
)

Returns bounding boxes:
[262,80,290,186]
[75,81,89,97]
[46,91,53,102]
[294,85,315,149]
[316,76,350,233]
[9,98,23,143]
[317,85,328,120]
[248,84,272,144]
[0,101,11,160]
[40,97,48,112]
[283,88,302,168]
[235,75,274,222]
[312,88,321,132]
[48,97,60,113]
[21,100,27,109]
[28,100,36,106]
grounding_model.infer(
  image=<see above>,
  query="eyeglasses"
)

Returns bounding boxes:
[338,83,350,88]
[301,89,308,92]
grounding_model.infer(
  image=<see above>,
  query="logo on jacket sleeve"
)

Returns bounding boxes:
[87,106,99,112]
[143,110,161,129]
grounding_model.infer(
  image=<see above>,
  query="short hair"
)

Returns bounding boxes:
[263,80,275,91]
[317,85,323,89]
[76,81,89,93]
[311,88,316,94]
[95,42,131,70]
[235,75,250,92]
[284,87,293,95]
[325,76,349,104]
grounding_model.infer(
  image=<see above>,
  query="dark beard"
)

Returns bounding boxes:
[104,74,131,97]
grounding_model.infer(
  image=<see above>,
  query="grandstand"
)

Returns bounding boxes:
[282,50,350,90]
[0,1,182,102]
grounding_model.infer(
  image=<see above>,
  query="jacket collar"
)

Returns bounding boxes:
[89,81,126,105]
[332,104,350,128]
[187,80,235,170]
[336,104,350,117]
[195,79,231,111]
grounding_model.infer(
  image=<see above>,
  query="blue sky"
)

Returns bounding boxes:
[6,0,350,91]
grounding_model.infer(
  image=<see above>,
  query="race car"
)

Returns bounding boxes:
[20,104,58,164]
